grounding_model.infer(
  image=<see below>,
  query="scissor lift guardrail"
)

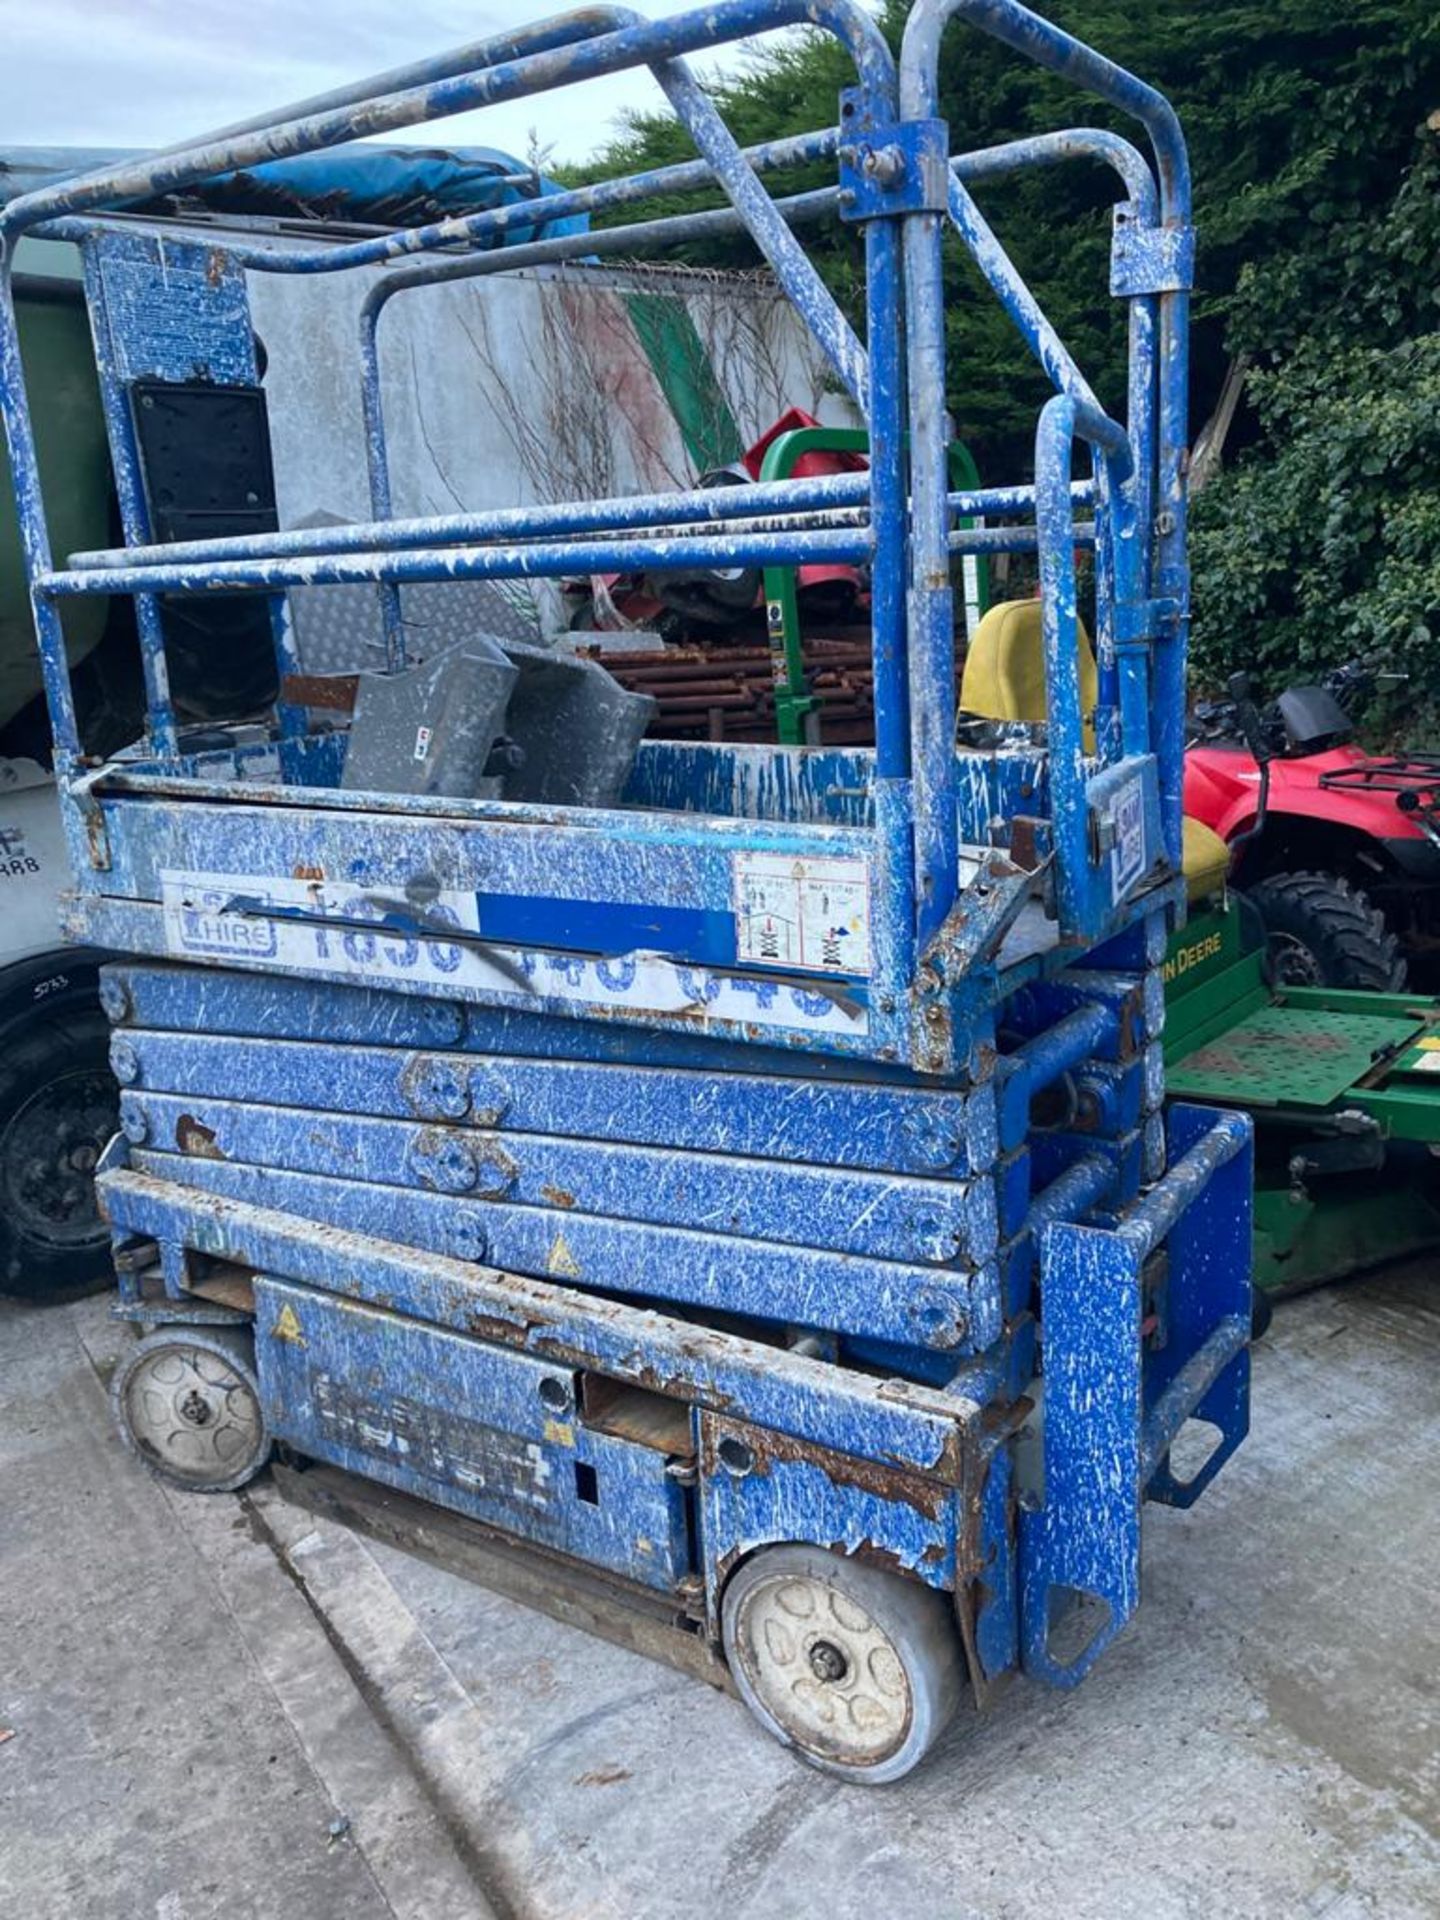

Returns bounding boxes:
[0,0,1251,1781]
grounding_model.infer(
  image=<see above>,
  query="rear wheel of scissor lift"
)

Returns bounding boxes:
[721,1543,965,1783]
[111,1326,271,1493]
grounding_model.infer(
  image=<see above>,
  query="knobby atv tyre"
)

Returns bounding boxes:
[1246,871,1404,992]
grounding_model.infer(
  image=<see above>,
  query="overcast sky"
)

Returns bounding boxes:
[0,0,754,169]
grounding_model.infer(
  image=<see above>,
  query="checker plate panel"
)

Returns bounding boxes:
[1166,1006,1425,1108]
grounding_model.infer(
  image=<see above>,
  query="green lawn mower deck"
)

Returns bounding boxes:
[1164,897,1440,1293]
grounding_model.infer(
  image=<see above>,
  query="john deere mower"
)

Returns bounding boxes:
[1165,839,1440,1295]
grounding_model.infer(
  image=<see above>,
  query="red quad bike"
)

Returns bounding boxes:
[1185,663,1440,990]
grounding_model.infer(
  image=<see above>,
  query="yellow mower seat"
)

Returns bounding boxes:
[960,598,1231,904]
[1181,816,1230,904]
[959,597,1098,751]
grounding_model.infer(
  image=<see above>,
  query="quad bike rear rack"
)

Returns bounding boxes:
[1320,756,1440,845]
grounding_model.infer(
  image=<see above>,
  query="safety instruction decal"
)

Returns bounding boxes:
[733,853,872,976]
[1109,778,1147,904]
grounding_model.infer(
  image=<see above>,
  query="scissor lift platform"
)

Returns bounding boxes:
[1,0,1252,1780]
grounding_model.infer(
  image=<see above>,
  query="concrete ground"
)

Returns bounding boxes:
[2,1265,1438,1920]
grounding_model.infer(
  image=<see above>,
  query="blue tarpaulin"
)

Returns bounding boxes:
[0,142,586,246]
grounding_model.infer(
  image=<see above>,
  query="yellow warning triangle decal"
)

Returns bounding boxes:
[272,1303,306,1346]
[547,1232,581,1278]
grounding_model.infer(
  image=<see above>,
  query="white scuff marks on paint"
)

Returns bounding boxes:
[845,1176,908,1238]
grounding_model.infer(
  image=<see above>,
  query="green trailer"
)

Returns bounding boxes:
[1164,892,1440,1293]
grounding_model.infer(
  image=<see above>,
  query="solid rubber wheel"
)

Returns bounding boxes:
[0,954,118,1304]
[1246,870,1405,991]
[111,1327,271,1493]
[721,1543,965,1784]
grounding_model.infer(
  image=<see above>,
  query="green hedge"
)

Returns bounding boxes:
[576,1,1440,721]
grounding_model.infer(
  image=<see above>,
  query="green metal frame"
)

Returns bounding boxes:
[1253,1176,1440,1295]
[755,426,989,745]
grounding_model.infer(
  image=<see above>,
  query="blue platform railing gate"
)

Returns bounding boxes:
[0,0,1195,1081]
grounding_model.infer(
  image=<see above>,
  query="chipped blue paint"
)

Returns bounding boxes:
[125,1145,1000,1354]
[624,741,876,827]
[64,474,1095,578]
[43,526,876,601]
[98,956,925,1080]
[109,1028,1001,1176]
[119,1090,1000,1269]
[71,891,895,1059]
[699,1413,959,1613]
[78,233,306,755]
[3,0,1257,1759]
[70,470,872,576]
[99,1162,983,1474]
[1018,1105,1250,1687]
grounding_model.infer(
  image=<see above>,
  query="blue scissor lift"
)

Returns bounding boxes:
[0,0,1252,1781]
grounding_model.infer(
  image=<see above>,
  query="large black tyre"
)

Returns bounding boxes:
[1245,871,1405,991]
[0,950,119,1304]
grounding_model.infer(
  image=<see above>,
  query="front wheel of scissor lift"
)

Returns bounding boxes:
[721,1544,965,1784]
[111,1326,272,1493]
